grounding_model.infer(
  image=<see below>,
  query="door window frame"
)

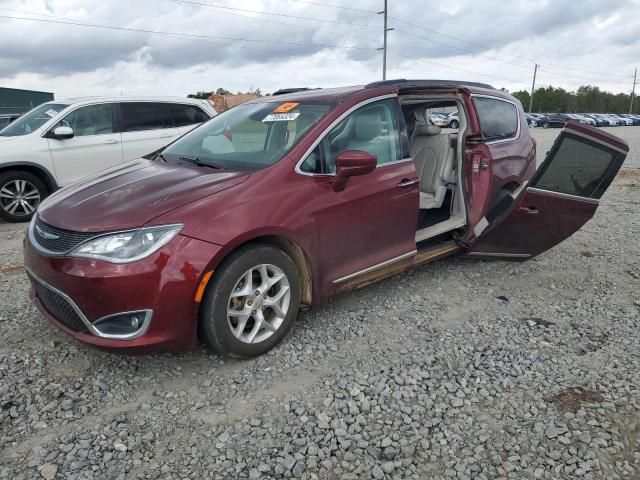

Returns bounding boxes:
[115,101,182,133]
[295,94,413,177]
[471,94,521,145]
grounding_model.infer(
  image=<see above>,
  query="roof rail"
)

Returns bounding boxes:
[365,79,494,90]
[272,87,314,95]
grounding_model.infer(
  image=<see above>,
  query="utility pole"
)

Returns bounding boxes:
[630,67,637,114]
[528,63,538,113]
[378,0,393,80]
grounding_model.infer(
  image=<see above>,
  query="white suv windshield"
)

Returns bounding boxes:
[162,101,331,171]
[0,103,69,137]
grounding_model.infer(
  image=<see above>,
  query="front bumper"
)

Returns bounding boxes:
[24,234,228,352]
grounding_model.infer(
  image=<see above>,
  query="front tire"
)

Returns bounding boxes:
[199,244,301,358]
[0,171,47,222]
[543,122,550,129]
[449,120,459,129]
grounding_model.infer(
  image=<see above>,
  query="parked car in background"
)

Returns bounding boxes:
[446,112,460,129]
[620,114,640,125]
[602,114,624,126]
[582,114,609,127]
[524,113,538,127]
[567,114,597,126]
[23,79,628,357]
[0,97,216,221]
[610,114,633,126]
[540,113,567,128]
[0,113,21,130]
[428,112,448,127]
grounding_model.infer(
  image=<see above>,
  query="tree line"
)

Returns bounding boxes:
[512,85,638,114]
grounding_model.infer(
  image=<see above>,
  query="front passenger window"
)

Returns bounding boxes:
[322,99,401,173]
[57,104,114,137]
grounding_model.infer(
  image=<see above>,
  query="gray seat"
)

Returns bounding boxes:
[410,110,456,209]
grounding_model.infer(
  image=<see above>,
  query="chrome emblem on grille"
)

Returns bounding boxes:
[35,224,60,240]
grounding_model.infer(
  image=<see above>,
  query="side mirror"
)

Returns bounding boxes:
[332,150,377,192]
[49,126,74,140]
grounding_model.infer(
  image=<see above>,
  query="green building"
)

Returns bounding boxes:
[0,87,54,115]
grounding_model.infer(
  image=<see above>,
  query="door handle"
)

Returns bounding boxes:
[103,139,118,144]
[518,206,539,215]
[396,179,419,188]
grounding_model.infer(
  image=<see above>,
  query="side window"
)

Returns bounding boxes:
[120,103,175,132]
[532,134,624,199]
[474,97,519,141]
[172,104,210,127]
[300,99,401,174]
[57,104,114,137]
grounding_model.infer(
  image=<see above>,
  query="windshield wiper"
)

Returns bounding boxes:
[177,155,224,170]
[156,152,168,162]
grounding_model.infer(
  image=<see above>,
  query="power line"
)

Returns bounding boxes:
[0,14,378,51]
[288,0,378,14]
[166,0,380,28]
[390,50,525,85]
[388,15,633,80]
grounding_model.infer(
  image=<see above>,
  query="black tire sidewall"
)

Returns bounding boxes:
[0,171,48,222]
[450,120,459,129]
[199,244,301,358]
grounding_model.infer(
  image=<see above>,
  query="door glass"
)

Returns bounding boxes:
[172,104,210,127]
[474,97,518,141]
[120,103,175,132]
[532,134,623,199]
[320,99,401,173]
[57,104,114,137]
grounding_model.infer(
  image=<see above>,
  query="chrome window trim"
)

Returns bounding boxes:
[332,250,416,284]
[471,94,521,145]
[528,187,600,204]
[27,267,153,340]
[295,93,400,177]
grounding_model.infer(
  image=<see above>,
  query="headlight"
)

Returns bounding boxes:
[69,224,183,263]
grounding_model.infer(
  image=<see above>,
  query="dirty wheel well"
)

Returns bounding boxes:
[221,236,313,309]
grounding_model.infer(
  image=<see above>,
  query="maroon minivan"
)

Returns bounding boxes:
[24,80,628,357]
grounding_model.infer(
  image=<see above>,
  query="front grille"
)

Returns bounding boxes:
[27,272,87,332]
[32,217,96,254]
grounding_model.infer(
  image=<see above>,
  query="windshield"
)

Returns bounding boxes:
[0,103,69,137]
[162,101,332,171]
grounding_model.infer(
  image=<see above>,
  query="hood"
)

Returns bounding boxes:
[38,159,249,232]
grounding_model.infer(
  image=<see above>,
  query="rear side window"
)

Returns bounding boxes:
[120,103,176,132]
[474,97,519,141]
[171,104,210,127]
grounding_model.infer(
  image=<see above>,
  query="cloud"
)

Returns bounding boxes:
[0,0,637,96]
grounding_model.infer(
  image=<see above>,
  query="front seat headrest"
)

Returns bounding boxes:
[414,124,441,136]
[413,106,428,124]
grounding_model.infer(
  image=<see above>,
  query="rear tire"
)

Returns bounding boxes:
[543,122,550,129]
[0,171,48,222]
[199,244,301,358]
[449,120,459,129]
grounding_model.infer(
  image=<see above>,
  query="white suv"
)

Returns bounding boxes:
[0,96,216,222]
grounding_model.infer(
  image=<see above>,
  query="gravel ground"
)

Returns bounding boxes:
[1,127,639,480]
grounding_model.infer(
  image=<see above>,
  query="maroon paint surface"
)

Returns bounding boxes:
[26,83,614,352]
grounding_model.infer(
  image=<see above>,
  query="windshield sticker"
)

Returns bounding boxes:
[273,102,299,113]
[262,112,300,122]
[44,109,59,118]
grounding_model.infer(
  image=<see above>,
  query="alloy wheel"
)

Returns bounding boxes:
[227,264,291,344]
[0,179,41,217]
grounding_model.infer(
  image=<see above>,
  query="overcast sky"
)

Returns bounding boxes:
[0,0,638,98]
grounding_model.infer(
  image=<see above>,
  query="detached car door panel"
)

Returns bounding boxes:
[469,121,628,259]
